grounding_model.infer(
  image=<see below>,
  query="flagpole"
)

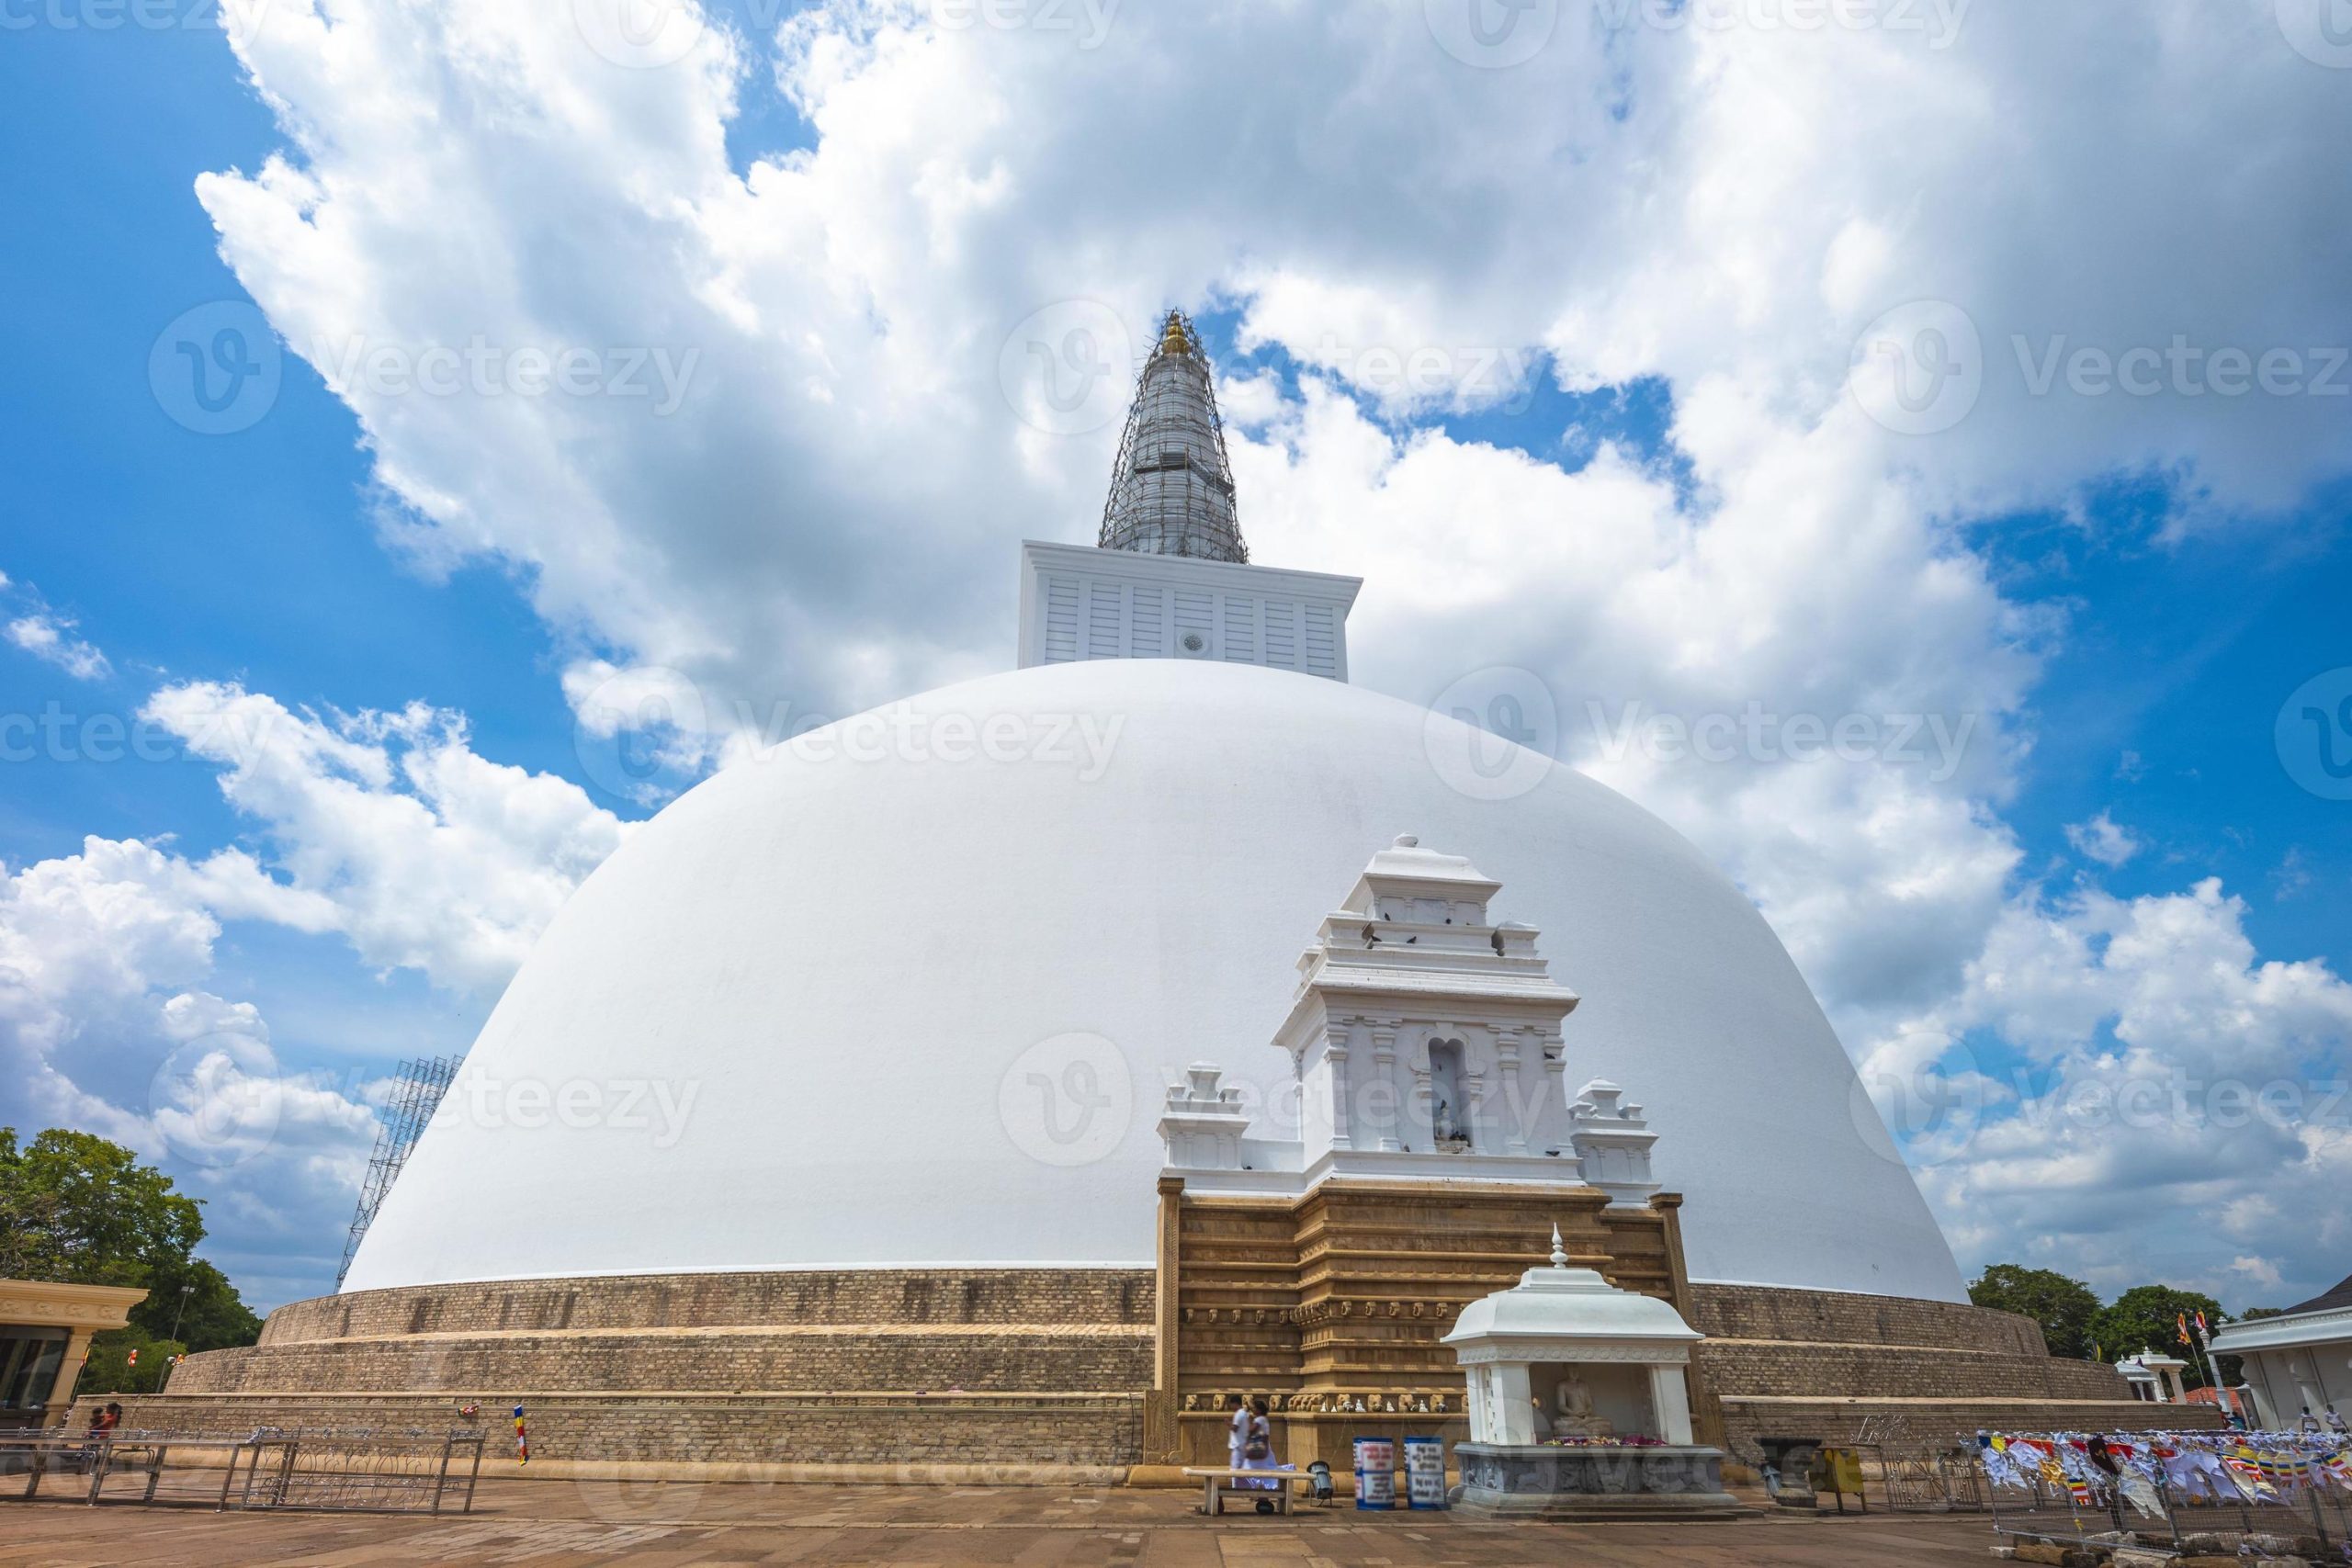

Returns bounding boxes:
[2188,1317,2234,1427]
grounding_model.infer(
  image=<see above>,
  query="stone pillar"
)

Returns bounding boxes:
[1144,1176,1184,1463]
[1653,1196,1725,1450]
[1497,1030,1529,1155]
[1489,1364,1537,1445]
[2244,1356,2282,1429]
[1369,1025,1401,1151]
[1325,1021,1354,1152]
[1649,1365,1696,1445]
[40,1329,96,1422]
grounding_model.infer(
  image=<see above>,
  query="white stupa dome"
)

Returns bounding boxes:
[344,658,1963,1303]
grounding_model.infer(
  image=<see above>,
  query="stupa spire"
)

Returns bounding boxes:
[1097,310,1248,563]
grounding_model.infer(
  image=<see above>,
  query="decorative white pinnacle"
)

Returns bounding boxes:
[1549,1224,1567,1269]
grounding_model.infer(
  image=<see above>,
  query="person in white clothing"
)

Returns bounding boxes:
[1242,1395,1281,1512]
[1226,1393,1250,1472]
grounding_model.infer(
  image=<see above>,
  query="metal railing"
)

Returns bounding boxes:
[1867,1444,1988,1513]
[0,1425,485,1514]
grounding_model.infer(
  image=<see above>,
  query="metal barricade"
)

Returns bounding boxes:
[1871,1445,1987,1514]
[1,1425,484,1514]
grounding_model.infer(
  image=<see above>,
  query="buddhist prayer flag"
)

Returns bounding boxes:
[2177,1314,2191,1346]
[514,1403,528,1464]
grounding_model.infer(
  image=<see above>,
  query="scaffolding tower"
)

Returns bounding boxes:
[1097,310,1249,564]
[337,1055,459,1287]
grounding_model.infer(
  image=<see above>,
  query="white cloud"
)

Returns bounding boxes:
[1881,878,2352,1305]
[141,682,633,998]
[2065,809,2145,869]
[6,612,110,682]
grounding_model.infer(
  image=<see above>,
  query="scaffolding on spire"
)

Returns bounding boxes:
[1097,310,1249,563]
[337,1055,459,1288]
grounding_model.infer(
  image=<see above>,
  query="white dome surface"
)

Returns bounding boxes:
[345,660,1963,1303]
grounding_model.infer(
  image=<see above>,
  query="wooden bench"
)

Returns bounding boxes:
[1181,1466,1309,1516]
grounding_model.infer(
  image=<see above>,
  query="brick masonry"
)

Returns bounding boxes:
[120,1268,1156,1469]
[254,1268,1153,1346]
[108,1235,2214,1474]
[1684,1282,2224,1461]
[68,1390,1144,1471]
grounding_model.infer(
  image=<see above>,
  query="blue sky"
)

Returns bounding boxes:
[3,0,2348,1315]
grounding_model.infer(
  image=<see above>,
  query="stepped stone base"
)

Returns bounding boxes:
[94,1267,1152,1473]
[75,1256,2214,1481]
[65,1390,1142,1476]
[1685,1282,2226,1462]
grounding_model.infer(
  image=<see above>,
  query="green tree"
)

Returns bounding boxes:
[0,1126,263,1393]
[0,1128,202,1283]
[2087,1284,2229,1388]
[133,1257,262,1355]
[1969,1264,2102,1359]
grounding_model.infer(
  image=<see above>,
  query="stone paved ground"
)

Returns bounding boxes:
[0,1481,2009,1565]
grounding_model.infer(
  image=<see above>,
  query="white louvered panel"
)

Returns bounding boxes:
[1086,581,1125,659]
[1130,585,1165,657]
[1303,604,1339,677]
[1263,599,1297,668]
[1222,595,1258,664]
[1043,577,1080,663]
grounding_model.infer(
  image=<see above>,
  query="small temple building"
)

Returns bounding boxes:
[1,1279,145,1432]
[2211,1273,2352,1430]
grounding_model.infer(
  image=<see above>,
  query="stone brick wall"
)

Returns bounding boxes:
[131,1257,2221,1477]
[1687,1282,2048,1357]
[68,1390,1143,1470]
[141,1265,1159,1470]
[259,1268,1153,1346]
[1708,1396,2217,1462]
[1695,1341,2131,1402]
[1683,1282,2225,1463]
[172,1327,1151,1397]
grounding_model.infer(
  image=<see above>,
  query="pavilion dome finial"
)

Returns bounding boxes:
[1097,308,1248,564]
